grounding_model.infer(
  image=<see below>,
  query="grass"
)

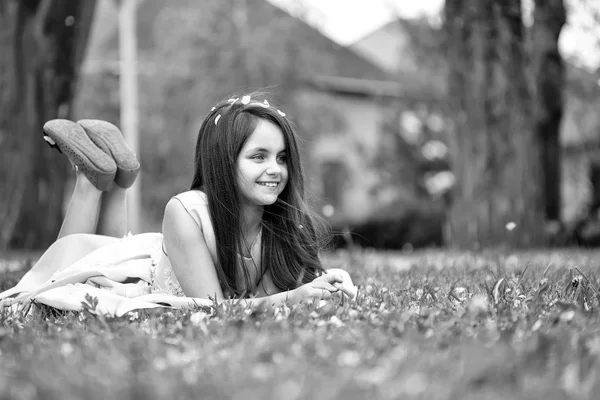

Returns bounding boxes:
[3,248,600,399]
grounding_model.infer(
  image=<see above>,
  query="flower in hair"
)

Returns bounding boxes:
[227,98,239,105]
[215,114,221,125]
[241,95,251,105]
[259,100,270,108]
[211,107,216,111]
[277,109,286,117]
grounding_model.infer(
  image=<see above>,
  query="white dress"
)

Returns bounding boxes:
[150,190,272,298]
[150,190,214,297]
[0,190,271,316]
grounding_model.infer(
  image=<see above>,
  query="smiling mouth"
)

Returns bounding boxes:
[258,182,278,188]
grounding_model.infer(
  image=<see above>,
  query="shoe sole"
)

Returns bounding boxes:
[43,119,117,190]
[77,119,141,189]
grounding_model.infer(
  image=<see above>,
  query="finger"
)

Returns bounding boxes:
[321,273,343,284]
[334,282,358,299]
[311,282,339,292]
[308,288,332,299]
[322,269,348,280]
[333,282,350,295]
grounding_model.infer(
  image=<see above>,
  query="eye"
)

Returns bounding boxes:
[251,154,265,160]
[277,154,287,164]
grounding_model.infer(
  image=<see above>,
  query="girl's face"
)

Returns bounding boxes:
[236,119,289,207]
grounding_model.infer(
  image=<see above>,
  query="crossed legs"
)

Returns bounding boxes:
[36,119,139,274]
[0,120,140,300]
[3,172,131,296]
[58,167,130,239]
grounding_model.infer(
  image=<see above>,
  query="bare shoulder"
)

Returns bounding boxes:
[161,195,222,299]
[163,197,203,236]
[172,189,208,206]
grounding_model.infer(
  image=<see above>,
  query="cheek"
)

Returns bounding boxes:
[237,162,255,181]
[281,167,290,186]
[235,166,252,191]
[238,175,254,192]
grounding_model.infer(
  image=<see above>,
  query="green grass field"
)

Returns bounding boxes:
[2,249,600,399]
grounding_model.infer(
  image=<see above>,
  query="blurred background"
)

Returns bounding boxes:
[0,0,599,251]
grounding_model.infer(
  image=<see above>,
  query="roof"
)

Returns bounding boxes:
[306,75,406,98]
[350,19,444,76]
[305,75,445,105]
[347,18,600,149]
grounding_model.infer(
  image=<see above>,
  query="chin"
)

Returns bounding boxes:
[259,196,279,206]
[256,191,282,204]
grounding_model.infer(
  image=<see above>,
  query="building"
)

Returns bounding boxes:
[351,19,600,228]
[77,0,429,238]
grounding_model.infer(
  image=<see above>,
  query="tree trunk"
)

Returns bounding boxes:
[531,0,566,223]
[589,159,600,215]
[444,0,545,249]
[0,0,96,250]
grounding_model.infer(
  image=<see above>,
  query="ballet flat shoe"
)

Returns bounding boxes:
[43,119,117,191]
[77,119,140,189]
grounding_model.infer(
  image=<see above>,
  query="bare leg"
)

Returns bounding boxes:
[96,182,128,238]
[57,169,103,239]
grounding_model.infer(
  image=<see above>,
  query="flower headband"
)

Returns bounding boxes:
[213,95,286,126]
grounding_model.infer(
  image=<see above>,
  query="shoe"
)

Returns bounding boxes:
[43,119,117,190]
[77,119,141,189]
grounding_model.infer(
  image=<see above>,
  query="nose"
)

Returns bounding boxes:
[266,159,281,175]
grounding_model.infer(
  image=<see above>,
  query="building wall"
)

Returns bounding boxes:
[292,86,593,229]
[292,89,380,224]
[292,87,423,226]
[559,84,600,224]
[562,151,593,224]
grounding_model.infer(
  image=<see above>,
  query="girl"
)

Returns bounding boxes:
[0,93,356,313]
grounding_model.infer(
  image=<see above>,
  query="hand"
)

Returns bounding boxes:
[289,275,341,304]
[315,269,358,300]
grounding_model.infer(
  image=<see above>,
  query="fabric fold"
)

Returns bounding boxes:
[0,232,213,317]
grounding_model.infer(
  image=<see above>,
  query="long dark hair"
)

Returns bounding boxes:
[190,92,329,297]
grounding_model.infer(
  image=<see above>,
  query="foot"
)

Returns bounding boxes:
[43,119,117,191]
[77,119,140,189]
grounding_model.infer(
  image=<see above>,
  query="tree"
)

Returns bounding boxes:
[444,0,545,248]
[0,0,96,250]
[530,0,566,224]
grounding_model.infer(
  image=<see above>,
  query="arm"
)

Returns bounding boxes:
[162,199,354,307]
[228,290,295,308]
[162,198,225,300]
[231,271,353,308]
